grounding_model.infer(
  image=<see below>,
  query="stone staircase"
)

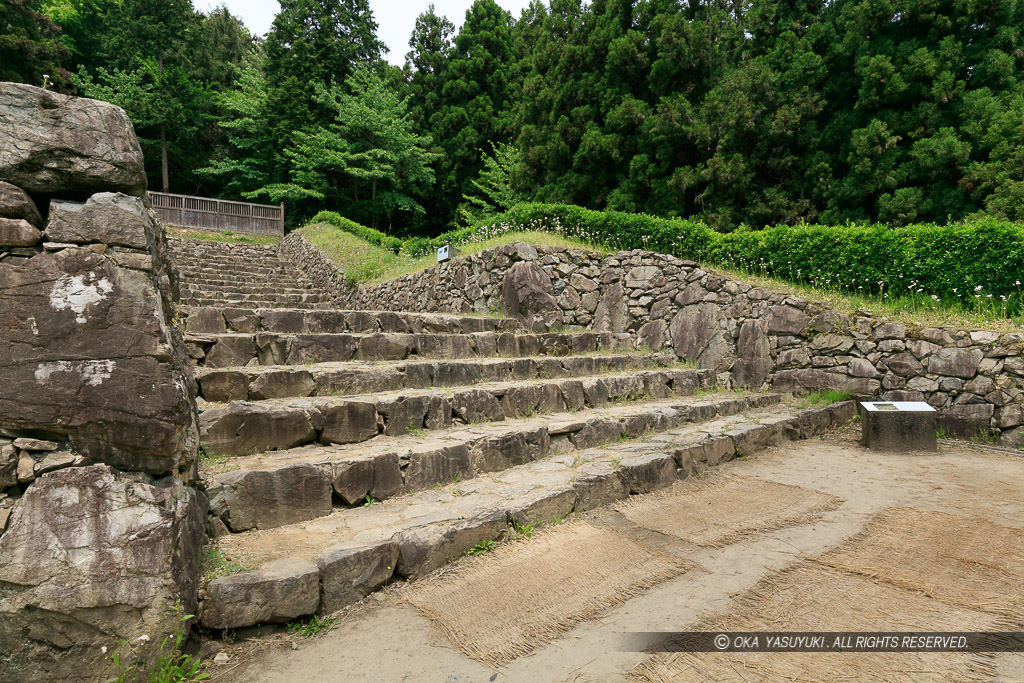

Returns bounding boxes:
[168,240,856,632]
[170,238,333,309]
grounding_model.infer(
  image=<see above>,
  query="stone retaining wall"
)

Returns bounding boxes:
[0,82,205,680]
[279,231,356,307]
[288,234,1024,447]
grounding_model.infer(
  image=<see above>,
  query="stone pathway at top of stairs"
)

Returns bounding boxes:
[197,397,856,630]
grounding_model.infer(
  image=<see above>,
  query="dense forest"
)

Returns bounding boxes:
[5,0,1024,235]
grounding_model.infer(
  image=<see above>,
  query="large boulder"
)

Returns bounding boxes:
[501,260,560,331]
[207,464,333,532]
[0,465,207,681]
[45,193,150,249]
[732,320,772,388]
[0,247,198,475]
[938,403,994,438]
[670,303,732,371]
[0,83,146,197]
[199,403,318,456]
[200,558,319,630]
[594,282,630,333]
[927,347,984,379]
[317,542,400,614]
[0,217,42,246]
[0,181,43,226]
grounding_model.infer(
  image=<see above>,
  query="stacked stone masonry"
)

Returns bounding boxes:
[171,238,333,310]
[0,82,205,681]
[286,234,1023,447]
[197,398,855,629]
[172,235,862,633]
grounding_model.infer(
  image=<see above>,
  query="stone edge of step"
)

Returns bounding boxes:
[188,330,636,369]
[183,306,521,337]
[196,400,856,630]
[203,387,770,533]
[194,352,677,402]
[198,368,715,457]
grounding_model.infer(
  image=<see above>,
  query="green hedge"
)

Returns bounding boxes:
[709,218,1024,304]
[310,205,1024,308]
[462,205,1024,306]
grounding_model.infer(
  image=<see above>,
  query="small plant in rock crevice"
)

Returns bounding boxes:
[466,539,498,555]
[508,519,536,540]
[105,602,208,683]
[797,389,853,409]
[285,614,338,638]
[201,544,250,581]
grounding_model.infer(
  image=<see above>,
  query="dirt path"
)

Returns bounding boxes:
[211,430,1024,682]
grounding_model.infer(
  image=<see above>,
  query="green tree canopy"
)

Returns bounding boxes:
[2,0,69,89]
[256,66,440,231]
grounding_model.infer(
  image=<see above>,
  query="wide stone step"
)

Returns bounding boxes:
[174,255,292,265]
[178,274,310,287]
[183,307,520,336]
[183,299,331,312]
[183,300,335,312]
[175,262,295,275]
[196,353,676,402]
[180,283,321,297]
[178,270,311,283]
[182,292,330,307]
[197,399,857,630]
[187,330,634,368]
[176,264,299,278]
[198,368,715,456]
[201,391,779,533]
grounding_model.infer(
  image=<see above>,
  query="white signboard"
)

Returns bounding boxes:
[437,245,450,262]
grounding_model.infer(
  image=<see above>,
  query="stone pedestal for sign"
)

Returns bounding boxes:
[859,401,937,452]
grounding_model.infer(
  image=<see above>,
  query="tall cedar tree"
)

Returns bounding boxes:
[425,0,518,232]
[41,0,112,75]
[98,0,199,192]
[818,0,1024,225]
[404,4,457,233]
[262,0,385,182]
[256,66,438,229]
[28,0,1024,230]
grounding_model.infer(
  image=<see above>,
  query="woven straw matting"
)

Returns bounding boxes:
[405,521,692,667]
[815,506,1024,615]
[616,475,843,547]
[631,563,1004,682]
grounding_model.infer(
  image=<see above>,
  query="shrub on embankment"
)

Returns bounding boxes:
[311,205,1024,314]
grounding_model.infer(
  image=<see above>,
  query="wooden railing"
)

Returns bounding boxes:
[149,191,284,237]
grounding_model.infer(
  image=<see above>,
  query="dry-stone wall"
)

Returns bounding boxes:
[0,82,205,681]
[288,234,1024,447]
[280,231,357,307]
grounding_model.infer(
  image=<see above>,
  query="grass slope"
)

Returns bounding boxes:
[299,223,608,286]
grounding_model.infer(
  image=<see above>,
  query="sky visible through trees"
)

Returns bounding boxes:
[8,0,1024,235]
